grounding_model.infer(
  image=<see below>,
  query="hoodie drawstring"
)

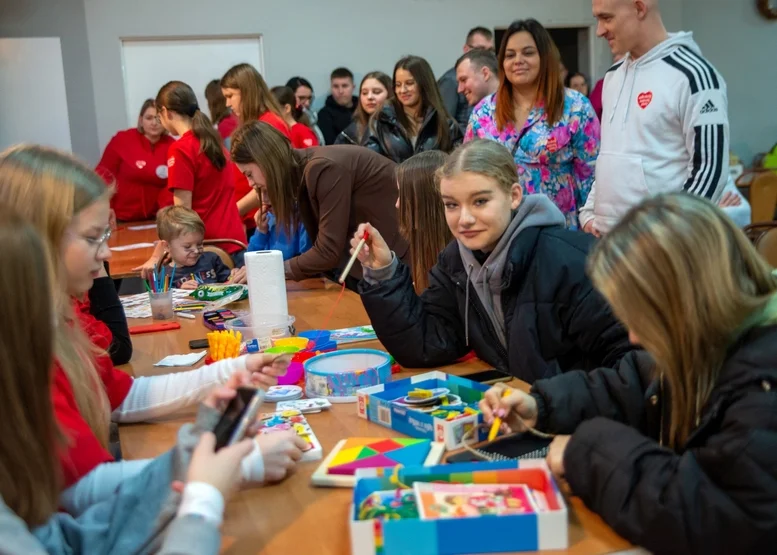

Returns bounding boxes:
[622,64,638,127]
[465,264,473,346]
[608,58,629,125]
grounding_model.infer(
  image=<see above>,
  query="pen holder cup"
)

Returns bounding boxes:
[149,290,174,320]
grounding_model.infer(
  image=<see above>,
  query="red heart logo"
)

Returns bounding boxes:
[546,137,558,153]
[637,92,653,109]
[135,160,146,169]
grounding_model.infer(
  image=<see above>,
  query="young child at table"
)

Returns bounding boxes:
[479,193,777,555]
[247,189,311,260]
[0,203,256,554]
[157,205,234,289]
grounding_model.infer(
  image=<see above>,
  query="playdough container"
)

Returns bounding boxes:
[277,361,305,386]
[304,349,392,403]
[225,313,295,350]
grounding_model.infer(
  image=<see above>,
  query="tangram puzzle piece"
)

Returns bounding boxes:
[326,437,431,476]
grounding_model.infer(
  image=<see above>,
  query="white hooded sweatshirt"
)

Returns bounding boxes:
[580,32,729,233]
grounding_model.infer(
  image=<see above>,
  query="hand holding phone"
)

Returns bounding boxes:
[187,432,254,498]
[212,387,265,450]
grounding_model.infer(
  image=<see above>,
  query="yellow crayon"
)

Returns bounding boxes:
[488,389,511,441]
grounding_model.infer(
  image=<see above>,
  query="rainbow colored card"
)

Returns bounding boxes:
[311,437,445,487]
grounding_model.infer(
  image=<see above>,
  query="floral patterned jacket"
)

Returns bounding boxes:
[464,89,600,229]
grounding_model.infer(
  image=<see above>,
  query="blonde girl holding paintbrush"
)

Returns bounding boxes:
[480,194,777,554]
[0,144,306,516]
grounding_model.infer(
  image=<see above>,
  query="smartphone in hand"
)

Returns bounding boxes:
[212,387,265,450]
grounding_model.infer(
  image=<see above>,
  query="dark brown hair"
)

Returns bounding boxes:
[390,55,454,152]
[467,26,494,45]
[156,81,226,170]
[0,204,60,526]
[205,79,230,125]
[221,63,285,124]
[397,151,452,292]
[136,98,157,133]
[231,122,299,236]
[271,85,311,127]
[496,19,565,130]
[353,71,393,137]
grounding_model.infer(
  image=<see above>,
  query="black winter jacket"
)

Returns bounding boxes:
[358,226,633,382]
[317,95,357,145]
[532,326,777,555]
[364,103,463,164]
[334,121,369,147]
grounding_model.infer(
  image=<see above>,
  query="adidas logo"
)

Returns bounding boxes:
[700,99,719,114]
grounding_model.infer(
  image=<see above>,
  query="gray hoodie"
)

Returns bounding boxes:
[0,406,222,555]
[458,194,567,347]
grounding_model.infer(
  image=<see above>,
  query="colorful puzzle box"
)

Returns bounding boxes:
[356,372,490,449]
[311,437,445,487]
[350,460,569,554]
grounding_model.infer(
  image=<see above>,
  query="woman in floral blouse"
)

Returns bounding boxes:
[465,19,600,229]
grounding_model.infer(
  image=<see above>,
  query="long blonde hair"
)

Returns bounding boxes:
[397,151,452,293]
[0,145,112,448]
[0,204,60,526]
[588,193,777,448]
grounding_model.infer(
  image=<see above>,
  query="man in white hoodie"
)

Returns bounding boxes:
[581,0,732,235]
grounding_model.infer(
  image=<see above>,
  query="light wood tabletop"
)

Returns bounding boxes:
[107,221,157,279]
[118,278,631,555]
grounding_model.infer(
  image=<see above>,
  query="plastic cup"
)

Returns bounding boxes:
[149,290,174,320]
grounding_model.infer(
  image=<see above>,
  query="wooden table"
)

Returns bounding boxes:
[107,221,157,279]
[119,279,631,555]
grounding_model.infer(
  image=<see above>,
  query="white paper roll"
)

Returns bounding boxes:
[245,250,288,320]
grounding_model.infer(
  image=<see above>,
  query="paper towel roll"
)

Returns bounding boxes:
[245,250,288,320]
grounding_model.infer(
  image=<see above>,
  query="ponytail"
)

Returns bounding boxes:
[157,80,226,171]
[191,109,226,170]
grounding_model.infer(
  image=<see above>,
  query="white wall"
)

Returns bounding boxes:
[0,38,73,152]
[682,0,777,165]
[84,0,648,151]
[0,0,100,163]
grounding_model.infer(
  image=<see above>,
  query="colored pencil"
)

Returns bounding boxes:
[340,230,369,283]
[169,264,176,290]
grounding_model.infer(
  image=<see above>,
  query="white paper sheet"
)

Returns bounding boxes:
[154,351,207,367]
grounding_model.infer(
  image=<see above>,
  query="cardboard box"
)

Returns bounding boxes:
[350,460,569,554]
[357,371,489,450]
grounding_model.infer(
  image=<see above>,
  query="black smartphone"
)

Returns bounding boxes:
[445,432,552,463]
[212,387,265,450]
[466,369,512,385]
[189,338,209,350]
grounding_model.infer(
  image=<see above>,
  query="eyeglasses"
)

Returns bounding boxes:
[74,227,112,253]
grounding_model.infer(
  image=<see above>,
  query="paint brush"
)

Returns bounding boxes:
[340,230,369,284]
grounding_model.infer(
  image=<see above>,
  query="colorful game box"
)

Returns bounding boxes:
[357,372,489,449]
[350,460,569,554]
[256,409,322,462]
[311,437,445,487]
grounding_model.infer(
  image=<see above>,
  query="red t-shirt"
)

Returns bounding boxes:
[233,111,293,227]
[217,113,239,140]
[96,129,175,221]
[167,131,247,253]
[290,122,319,149]
[55,299,134,488]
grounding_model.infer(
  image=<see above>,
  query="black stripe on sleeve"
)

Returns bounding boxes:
[684,124,724,199]
[680,46,720,89]
[663,55,699,94]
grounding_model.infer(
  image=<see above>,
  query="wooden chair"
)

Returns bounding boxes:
[203,238,248,270]
[154,238,247,274]
[738,171,777,223]
[744,222,777,267]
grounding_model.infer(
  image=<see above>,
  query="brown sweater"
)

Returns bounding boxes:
[287,146,409,281]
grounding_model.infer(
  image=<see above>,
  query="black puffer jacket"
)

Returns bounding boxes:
[532,326,777,555]
[358,224,633,382]
[364,103,463,164]
[334,121,369,146]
